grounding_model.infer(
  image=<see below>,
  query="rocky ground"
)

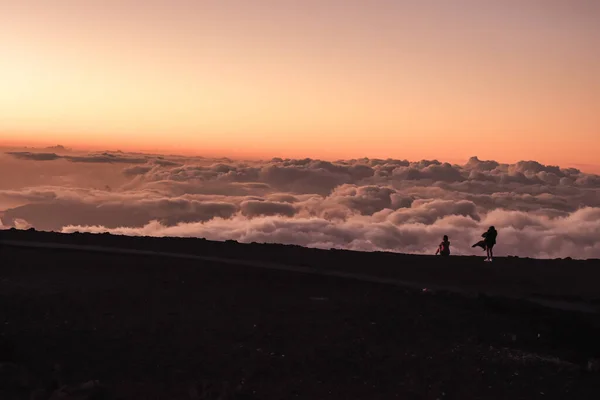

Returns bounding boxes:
[1,231,600,399]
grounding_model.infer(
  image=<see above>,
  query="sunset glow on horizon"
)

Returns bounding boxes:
[1,0,599,168]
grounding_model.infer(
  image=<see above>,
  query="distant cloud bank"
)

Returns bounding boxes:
[2,149,600,259]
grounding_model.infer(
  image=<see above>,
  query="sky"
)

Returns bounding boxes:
[1,0,599,168]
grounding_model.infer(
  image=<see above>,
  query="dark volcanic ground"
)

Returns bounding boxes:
[3,229,600,301]
[1,231,600,399]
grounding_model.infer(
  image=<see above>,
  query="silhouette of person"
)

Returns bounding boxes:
[435,235,450,256]
[482,226,497,262]
[472,226,498,261]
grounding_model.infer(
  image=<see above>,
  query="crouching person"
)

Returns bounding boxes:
[435,235,451,256]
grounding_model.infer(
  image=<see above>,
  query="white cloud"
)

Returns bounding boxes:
[60,207,600,259]
[2,149,600,259]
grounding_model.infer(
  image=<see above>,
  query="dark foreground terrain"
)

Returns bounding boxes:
[1,230,600,399]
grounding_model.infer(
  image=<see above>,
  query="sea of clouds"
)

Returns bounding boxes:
[1,147,600,259]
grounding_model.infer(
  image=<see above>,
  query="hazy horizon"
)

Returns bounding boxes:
[2,0,600,167]
[2,143,600,176]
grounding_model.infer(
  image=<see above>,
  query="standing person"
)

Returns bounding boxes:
[435,235,451,256]
[483,226,497,262]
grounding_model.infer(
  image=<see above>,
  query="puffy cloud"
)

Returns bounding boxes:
[7,152,62,161]
[575,174,600,188]
[509,160,564,177]
[61,208,600,260]
[391,162,465,183]
[140,181,271,197]
[240,200,297,217]
[465,156,499,172]
[153,158,182,167]
[122,165,155,177]
[266,193,301,203]
[322,185,397,216]
[7,150,150,164]
[387,199,479,225]
[63,153,148,164]
[2,147,600,259]
[258,163,357,195]
[0,195,239,231]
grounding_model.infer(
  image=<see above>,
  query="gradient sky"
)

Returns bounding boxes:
[1,0,599,167]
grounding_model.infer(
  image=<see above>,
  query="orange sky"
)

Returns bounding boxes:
[1,0,599,168]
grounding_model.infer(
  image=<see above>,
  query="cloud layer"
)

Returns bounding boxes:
[2,149,600,259]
